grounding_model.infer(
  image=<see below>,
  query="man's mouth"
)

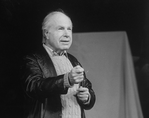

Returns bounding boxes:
[60,38,70,43]
[60,40,70,45]
[60,37,71,44]
[61,40,69,42]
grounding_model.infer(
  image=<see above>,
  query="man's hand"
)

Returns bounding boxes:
[76,86,90,103]
[68,65,84,85]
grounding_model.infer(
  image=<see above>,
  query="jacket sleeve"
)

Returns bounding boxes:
[21,54,69,101]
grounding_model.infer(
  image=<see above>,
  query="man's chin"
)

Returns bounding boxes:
[61,48,69,51]
[61,46,71,50]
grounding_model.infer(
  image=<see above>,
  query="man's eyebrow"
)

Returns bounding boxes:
[56,25,72,28]
[57,25,64,28]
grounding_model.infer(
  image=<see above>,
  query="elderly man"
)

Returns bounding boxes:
[22,11,95,118]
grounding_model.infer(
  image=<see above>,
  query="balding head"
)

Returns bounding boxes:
[42,11,72,30]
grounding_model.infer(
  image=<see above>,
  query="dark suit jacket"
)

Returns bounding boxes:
[21,47,95,118]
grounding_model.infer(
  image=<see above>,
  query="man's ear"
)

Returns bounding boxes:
[44,29,49,39]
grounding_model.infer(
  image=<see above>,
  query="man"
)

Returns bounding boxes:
[21,11,95,118]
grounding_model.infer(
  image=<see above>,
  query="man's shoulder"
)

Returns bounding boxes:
[24,46,48,60]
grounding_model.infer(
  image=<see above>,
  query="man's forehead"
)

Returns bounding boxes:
[48,13,72,26]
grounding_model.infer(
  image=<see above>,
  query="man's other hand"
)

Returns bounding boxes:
[76,86,90,103]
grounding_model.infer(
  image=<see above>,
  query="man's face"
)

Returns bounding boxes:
[45,13,72,52]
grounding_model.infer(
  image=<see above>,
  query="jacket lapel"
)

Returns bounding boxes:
[38,46,57,77]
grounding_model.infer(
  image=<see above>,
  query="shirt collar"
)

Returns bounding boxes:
[43,44,67,57]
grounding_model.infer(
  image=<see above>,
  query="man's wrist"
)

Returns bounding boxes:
[64,73,73,88]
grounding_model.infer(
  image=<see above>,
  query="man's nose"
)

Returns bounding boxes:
[64,29,69,36]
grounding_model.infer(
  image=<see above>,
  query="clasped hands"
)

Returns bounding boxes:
[68,65,90,102]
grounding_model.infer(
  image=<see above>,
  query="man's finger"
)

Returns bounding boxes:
[78,87,88,92]
[75,78,83,83]
[74,66,84,72]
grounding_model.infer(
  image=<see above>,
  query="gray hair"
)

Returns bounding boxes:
[42,10,72,44]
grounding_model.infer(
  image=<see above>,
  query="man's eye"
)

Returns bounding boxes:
[68,28,72,31]
[58,27,64,30]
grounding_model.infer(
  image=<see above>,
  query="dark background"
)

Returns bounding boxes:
[1,0,149,118]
